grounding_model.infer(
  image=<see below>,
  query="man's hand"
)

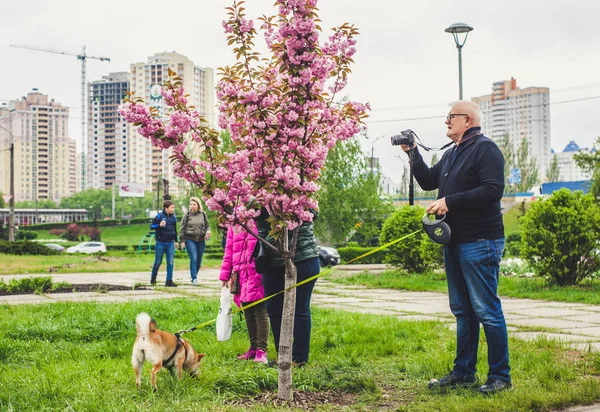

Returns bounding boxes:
[206,230,211,241]
[400,143,416,153]
[426,197,448,216]
[180,242,185,250]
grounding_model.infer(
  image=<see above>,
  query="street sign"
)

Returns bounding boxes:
[509,168,521,184]
[2,195,12,204]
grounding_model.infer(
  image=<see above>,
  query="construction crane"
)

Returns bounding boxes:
[10,44,111,191]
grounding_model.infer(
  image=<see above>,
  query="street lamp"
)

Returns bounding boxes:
[370,135,385,174]
[0,110,16,242]
[445,22,474,100]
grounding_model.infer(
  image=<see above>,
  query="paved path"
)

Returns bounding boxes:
[2,265,600,353]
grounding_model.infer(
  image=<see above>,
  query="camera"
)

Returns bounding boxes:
[390,129,415,146]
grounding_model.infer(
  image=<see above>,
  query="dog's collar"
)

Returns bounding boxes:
[162,333,188,366]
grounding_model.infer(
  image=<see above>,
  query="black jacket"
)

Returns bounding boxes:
[150,211,178,242]
[412,127,505,244]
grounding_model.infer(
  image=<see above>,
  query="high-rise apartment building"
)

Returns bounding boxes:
[128,52,214,194]
[472,78,551,179]
[0,89,76,204]
[88,72,130,190]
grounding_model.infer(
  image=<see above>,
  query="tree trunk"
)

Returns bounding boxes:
[277,255,297,401]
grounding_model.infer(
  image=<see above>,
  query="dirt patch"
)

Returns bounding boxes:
[0,284,148,296]
[227,390,357,410]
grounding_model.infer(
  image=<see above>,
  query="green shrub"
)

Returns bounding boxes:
[521,189,600,286]
[380,205,443,273]
[106,245,128,251]
[0,241,59,255]
[0,276,53,293]
[16,230,38,240]
[337,246,387,264]
[505,232,522,257]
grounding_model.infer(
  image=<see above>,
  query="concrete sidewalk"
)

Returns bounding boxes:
[2,266,600,352]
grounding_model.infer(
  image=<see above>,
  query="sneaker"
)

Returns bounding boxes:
[428,371,477,390]
[236,348,256,360]
[478,378,512,395]
[191,279,198,286]
[165,280,178,287]
[254,349,268,364]
[150,277,156,286]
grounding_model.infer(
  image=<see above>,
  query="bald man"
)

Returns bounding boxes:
[401,100,511,395]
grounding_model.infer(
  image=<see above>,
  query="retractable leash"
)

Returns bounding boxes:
[175,229,424,337]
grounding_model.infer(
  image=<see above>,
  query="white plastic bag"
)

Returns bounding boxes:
[216,286,232,341]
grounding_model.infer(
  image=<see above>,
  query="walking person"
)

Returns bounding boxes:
[401,100,511,394]
[219,220,269,364]
[256,207,320,367]
[150,200,178,287]
[179,197,211,285]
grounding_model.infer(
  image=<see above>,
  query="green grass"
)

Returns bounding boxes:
[0,252,223,275]
[329,269,600,305]
[35,223,154,246]
[0,299,599,411]
[502,201,532,236]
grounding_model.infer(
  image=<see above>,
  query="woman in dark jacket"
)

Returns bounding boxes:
[256,208,320,366]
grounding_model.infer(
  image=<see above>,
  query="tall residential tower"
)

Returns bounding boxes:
[87,72,130,190]
[472,78,551,179]
[0,89,76,204]
[128,52,214,195]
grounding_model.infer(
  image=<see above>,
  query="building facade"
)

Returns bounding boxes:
[87,72,130,190]
[128,52,214,195]
[554,141,593,182]
[472,78,551,179]
[0,89,77,204]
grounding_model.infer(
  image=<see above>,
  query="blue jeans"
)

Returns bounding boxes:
[262,256,320,364]
[151,240,175,281]
[185,239,206,281]
[445,238,510,383]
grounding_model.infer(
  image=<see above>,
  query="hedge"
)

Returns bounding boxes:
[106,245,129,251]
[0,241,60,255]
[25,218,152,231]
[337,246,387,264]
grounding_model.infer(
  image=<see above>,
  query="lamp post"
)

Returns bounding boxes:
[445,23,474,100]
[370,135,385,174]
[0,110,16,241]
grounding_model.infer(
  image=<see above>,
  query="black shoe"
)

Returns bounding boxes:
[165,280,178,287]
[428,371,477,390]
[478,378,512,395]
[150,277,156,286]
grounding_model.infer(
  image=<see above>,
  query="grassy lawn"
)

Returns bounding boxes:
[1,299,599,411]
[34,223,159,246]
[0,253,223,275]
[329,269,600,305]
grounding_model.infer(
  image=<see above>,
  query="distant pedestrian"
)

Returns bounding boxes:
[150,200,178,287]
[179,197,211,285]
[219,220,269,364]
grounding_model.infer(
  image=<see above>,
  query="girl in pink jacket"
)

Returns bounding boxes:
[219,221,269,364]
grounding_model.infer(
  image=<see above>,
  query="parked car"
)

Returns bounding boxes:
[318,245,340,267]
[66,242,107,254]
[43,243,65,253]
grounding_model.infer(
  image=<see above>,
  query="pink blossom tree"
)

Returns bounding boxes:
[119,0,368,400]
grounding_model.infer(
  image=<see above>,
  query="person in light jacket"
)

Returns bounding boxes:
[179,197,211,285]
[219,220,269,364]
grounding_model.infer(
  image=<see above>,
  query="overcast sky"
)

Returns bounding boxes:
[1,0,599,183]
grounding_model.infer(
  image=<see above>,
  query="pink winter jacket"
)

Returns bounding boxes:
[219,222,263,307]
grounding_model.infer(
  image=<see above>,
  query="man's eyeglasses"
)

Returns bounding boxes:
[446,113,469,122]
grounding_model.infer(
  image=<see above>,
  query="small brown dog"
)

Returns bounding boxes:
[132,312,204,390]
